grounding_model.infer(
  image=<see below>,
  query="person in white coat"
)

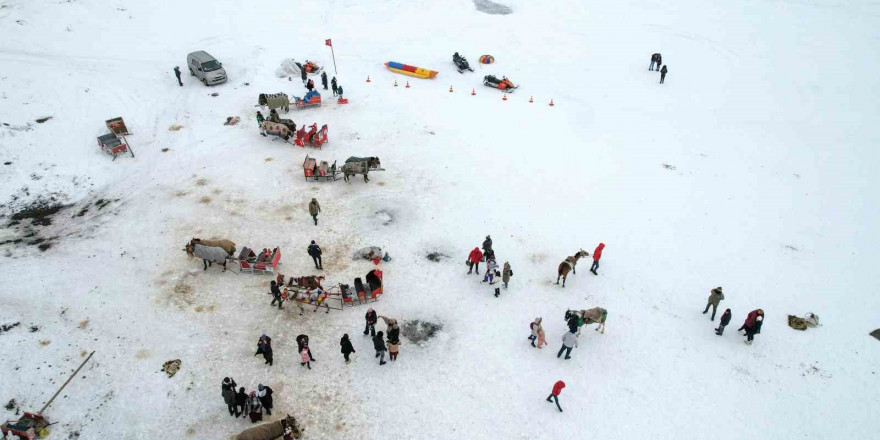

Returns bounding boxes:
[557,329,578,359]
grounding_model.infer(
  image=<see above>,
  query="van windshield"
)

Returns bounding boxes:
[202,60,222,72]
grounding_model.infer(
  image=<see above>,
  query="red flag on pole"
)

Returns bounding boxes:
[325,39,332,47]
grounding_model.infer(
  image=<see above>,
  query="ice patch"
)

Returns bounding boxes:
[473,0,512,15]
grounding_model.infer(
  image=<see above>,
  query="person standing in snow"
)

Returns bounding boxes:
[649,53,662,71]
[307,240,323,270]
[537,322,547,348]
[387,338,401,361]
[364,307,378,336]
[483,257,499,282]
[257,384,274,416]
[373,331,388,365]
[340,334,356,363]
[234,387,248,418]
[269,280,284,309]
[247,391,263,423]
[173,66,183,86]
[297,334,315,362]
[467,247,483,274]
[222,377,237,416]
[502,262,512,289]
[331,77,338,96]
[557,329,578,359]
[590,243,605,275]
[380,316,400,343]
[308,198,321,225]
[256,111,267,136]
[702,287,724,321]
[546,380,565,412]
[321,71,328,90]
[306,78,315,91]
[254,334,273,366]
[528,318,542,347]
[491,270,502,297]
[660,65,668,84]
[300,347,312,369]
[482,235,493,260]
[716,309,732,335]
[301,65,307,84]
[337,84,344,98]
[738,309,764,344]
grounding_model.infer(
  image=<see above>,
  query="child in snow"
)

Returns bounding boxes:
[529,318,542,347]
[387,339,401,361]
[491,270,502,297]
[247,392,263,423]
[300,347,312,369]
[537,323,547,349]
[364,307,378,336]
[256,111,266,136]
[341,334,356,363]
[716,309,732,335]
[546,380,565,412]
[337,85,343,98]
[483,258,498,282]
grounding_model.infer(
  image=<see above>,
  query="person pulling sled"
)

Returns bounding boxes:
[453,52,474,73]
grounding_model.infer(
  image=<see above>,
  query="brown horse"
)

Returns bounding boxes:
[288,275,325,289]
[556,249,589,287]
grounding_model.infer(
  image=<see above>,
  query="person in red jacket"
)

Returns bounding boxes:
[738,309,764,344]
[546,380,565,412]
[590,243,605,275]
[467,247,483,275]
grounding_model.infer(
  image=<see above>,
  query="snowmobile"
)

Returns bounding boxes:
[482,75,518,92]
[452,52,474,73]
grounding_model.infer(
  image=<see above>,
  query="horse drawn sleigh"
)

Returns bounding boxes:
[98,116,134,160]
[294,123,328,148]
[184,238,282,274]
[303,155,340,182]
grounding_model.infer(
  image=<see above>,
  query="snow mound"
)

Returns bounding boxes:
[473,0,512,15]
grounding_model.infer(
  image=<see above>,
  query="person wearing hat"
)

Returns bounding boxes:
[307,240,322,270]
[340,334,356,363]
[482,235,493,260]
[256,111,266,136]
[702,287,725,321]
[222,377,237,416]
[269,280,284,309]
[715,309,732,335]
[308,198,321,226]
[257,384,274,415]
[738,309,765,344]
[364,307,378,336]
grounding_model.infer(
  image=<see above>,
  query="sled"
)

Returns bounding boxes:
[483,75,518,93]
[294,60,324,75]
[294,123,329,148]
[293,91,322,110]
[97,131,133,160]
[385,61,438,79]
[303,155,340,182]
[237,247,281,274]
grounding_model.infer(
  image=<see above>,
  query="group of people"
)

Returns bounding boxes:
[299,62,344,98]
[221,377,275,423]
[649,53,669,84]
[701,287,765,344]
[467,235,513,298]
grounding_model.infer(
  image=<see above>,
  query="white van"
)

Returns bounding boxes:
[187,51,227,86]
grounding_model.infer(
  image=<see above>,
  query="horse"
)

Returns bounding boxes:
[258,93,290,112]
[565,308,607,334]
[288,275,325,290]
[232,414,303,440]
[262,121,293,141]
[185,238,236,271]
[342,157,380,183]
[556,249,589,287]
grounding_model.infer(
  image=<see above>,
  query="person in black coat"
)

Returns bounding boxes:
[269,280,284,309]
[234,387,248,418]
[337,85,344,98]
[372,331,387,365]
[660,65,668,84]
[649,53,662,71]
[297,334,315,361]
[321,71,328,90]
[257,384,274,415]
[301,65,307,84]
[307,240,323,270]
[222,377,237,416]
[255,334,273,366]
[386,324,400,345]
[364,308,378,336]
[331,77,338,96]
[306,78,315,91]
[340,334,356,363]
[716,309,732,335]
[173,66,183,86]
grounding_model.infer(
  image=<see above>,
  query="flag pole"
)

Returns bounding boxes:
[327,39,338,76]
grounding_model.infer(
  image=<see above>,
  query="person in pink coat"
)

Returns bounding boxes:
[590,243,605,275]
[300,347,311,369]
[537,323,547,349]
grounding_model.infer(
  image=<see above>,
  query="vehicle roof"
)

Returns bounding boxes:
[187,51,216,61]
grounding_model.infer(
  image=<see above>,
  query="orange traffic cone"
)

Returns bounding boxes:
[366,76,371,83]
[549,99,555,107]
[471,89,476,96]
[502,94,507,101]
[405,81,410,88]
[449,85,454,93]
[529,96,534,103]
[393,80,398,87]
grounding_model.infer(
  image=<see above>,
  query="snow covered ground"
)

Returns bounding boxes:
[1,0,879,438]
